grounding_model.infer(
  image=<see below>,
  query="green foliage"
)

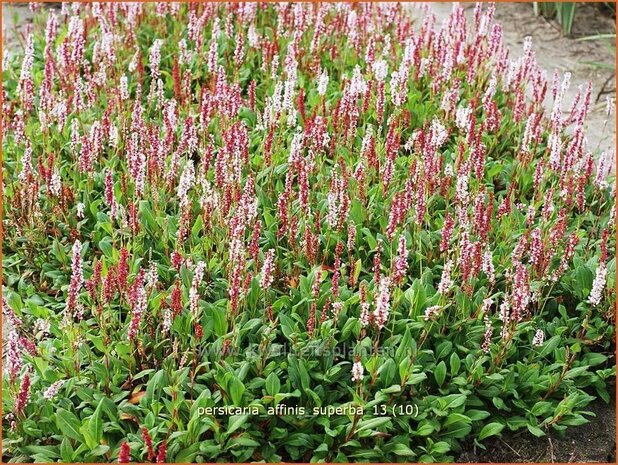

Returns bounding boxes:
[533,2,577,36]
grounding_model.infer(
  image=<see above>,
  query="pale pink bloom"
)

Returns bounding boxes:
[529,228,543,266]
[423,305,441,321]
[6,330,22,382]
[149,39,163,79]
[247,25,259,48]
[606,95,615,118]
[483,76,497,110]
[547,131,562,171]
[66,240,83,318]
[49,170,61,197]
[326,170,350,231]
[589,262,607,307]
[146,263,158,289]
[455,106,472,132]
[189,262,206,316]
[76,202,85,219]
[33,318,50,337]
[371,59,388,82]
[511,263,530,321]
[455,165,470,205]
[3,297,22,328]
[550,72,571,129]
[481,298,493,314]
[177,162,195,209]
[499,300,510,339]
[120,75,129,100]
[520,112,541,154]
[440,213,455,253]
[127,133,146,196]
[438,260,454,294]
[594,150,613,189]
[359,301,370,327]
[347,224,357,253]
[373,277,391,329]
[532,329,545,347]
[43,380,65,400]
[351,361,364,382]
[317,68,329,96]
[390,69,408,107]
[331,301,344,319]
[481,313,493,353]
[526,205,536,225]
[128,272,147,341]
[162,308,172,334]
[18,142,33,183]
[482,251,495,285]
[260,249,275,290]
[18,34,35,111]
[392,235,409,284]
[234,32,245,67]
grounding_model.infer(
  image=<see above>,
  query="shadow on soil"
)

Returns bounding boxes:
[459,382,616,463]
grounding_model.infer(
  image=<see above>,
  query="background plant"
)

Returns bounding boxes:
[2,2,615,463]
[533,2,578,36]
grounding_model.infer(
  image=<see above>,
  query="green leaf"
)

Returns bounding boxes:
[228,376,245,405]
[478,422,504,440]
[576,266,593,297]
[527,424,546,437]
[212,307,228,337]
[442,393,467,410]
[355,417,391,433]
[391,443,415,457]
[416,421,436,436]
[564,365,590,380]
[98,237,113,258]
[226,415,249,436]
[434,361,447,386]
[583,353,607,366]
[435,341,453,360]
[174,444,201,462]
[56,408,83,443]
[466,409,491,421]
[449,352,461,375]
[88,445,110,457]
[89,398,104,445]
[24,446,60,461]
[146,369,168,404]
[60,437,73,462]
[265,372,281,396]
[430,441,451,454]
[227,435,261,448]
[444,421,472,438]
[539,335,561,357]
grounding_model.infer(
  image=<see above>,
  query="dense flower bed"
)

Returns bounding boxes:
[2,2,616,463]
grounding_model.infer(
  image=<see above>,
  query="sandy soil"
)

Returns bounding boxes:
[2,3,616,463]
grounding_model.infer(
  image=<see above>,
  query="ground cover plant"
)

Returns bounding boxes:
[1,2,616,463]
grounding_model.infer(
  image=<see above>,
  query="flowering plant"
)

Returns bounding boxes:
[2,2,615,463]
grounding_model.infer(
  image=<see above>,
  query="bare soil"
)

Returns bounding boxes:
[459,386,616,463]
